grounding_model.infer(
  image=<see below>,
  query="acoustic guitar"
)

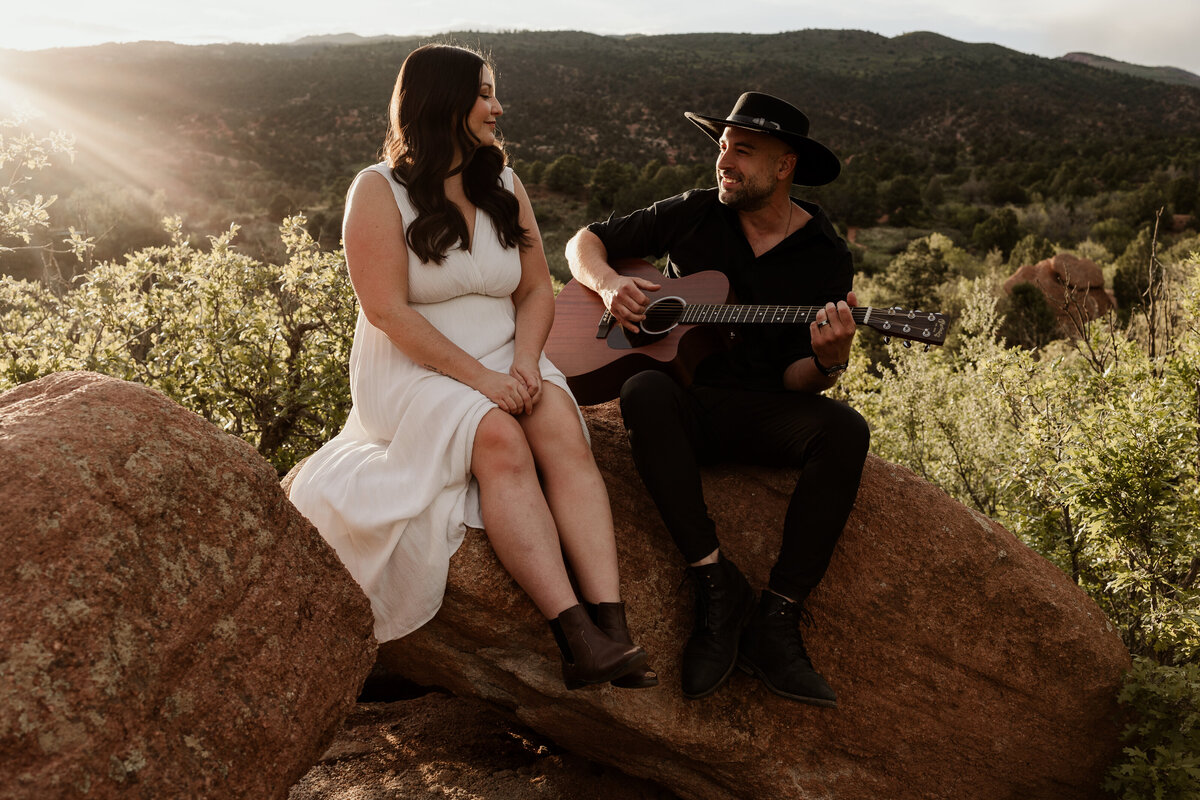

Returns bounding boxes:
[545,259,949,406]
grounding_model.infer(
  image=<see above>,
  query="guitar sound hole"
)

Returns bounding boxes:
[641,296,685,335]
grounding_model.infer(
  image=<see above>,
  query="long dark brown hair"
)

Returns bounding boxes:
[382,43,529,264]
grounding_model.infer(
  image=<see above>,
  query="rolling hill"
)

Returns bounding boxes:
[1,29,1197,272]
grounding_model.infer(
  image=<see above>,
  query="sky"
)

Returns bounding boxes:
[4,0,1200,76]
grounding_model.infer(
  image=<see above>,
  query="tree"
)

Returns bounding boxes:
[1112,226,1159,317]
[922,175,945,209]
[1166,174,1198,216]
[883,235,951,312]
[1089,217,1136,258]
[987,178,1028,206]
[1007,233,1055,268]
[588,158,632,215]
[543,154,587,193]
[267,192,298,222]
[820,169,879,228]
[999,281,1060,350]
[521,159,546,185]
[971,207,1019,259]
[882,174,923,226]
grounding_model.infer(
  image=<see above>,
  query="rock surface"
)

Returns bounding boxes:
[290,691,679,800]
[374,400,1130,800]
[1004,252,1117,333]
[0,372,376,799]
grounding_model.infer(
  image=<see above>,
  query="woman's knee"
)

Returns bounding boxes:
[473,411,534,476]
[525,392,592,464]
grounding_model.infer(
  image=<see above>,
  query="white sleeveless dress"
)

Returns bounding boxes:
[290,163,584,642]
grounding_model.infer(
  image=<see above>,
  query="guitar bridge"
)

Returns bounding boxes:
[596,311,615,339]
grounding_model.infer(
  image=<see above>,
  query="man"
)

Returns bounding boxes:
[565,92,869,706]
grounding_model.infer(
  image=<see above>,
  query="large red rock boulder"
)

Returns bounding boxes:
[375,401,1130,800]
[0,372,376,799]
[1004,252,1116,334]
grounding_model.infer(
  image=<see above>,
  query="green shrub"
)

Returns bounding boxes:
[846,251,1200,794]
[0,216,357,474]
[1105,657,1200,800]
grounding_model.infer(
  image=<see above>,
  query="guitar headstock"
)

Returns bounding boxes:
[863,307,949,347]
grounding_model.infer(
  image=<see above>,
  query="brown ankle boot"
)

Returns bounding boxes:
[549,604,647,690]
[586,602,658,689]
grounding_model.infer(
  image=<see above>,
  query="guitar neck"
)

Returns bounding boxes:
[590,263,949,347]
[670,302,948,346]
[678,304,870,325]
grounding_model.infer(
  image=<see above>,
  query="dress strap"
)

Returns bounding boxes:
[360,162,417,220]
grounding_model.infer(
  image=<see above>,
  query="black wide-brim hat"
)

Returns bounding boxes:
[685,92,841,186]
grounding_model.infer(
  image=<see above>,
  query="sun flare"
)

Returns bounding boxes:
[0,75,39,118]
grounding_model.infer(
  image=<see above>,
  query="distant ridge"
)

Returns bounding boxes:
[288,30,508,47]
[1059,52,1200,89]
[288,33,402,47]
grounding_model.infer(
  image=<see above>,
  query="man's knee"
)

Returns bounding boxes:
[775,399,870,467]
[836,403,871,459]
[619,370,679,427]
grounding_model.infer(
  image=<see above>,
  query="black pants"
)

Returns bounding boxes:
[619,370,870,602]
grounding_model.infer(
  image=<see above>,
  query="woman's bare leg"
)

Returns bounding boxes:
[472,408,579,618]
[519,384,622,604]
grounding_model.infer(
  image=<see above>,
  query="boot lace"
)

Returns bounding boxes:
[766,599,813,663]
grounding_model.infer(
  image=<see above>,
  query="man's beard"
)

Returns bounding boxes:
[717,169,776,211]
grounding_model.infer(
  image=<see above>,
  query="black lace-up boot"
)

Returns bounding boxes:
[738,590,837,707]
[681,555,754,699]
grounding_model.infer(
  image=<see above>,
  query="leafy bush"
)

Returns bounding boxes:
[971,206,1020,258]
[998,280,1059,350]
[1105,657,1200,800]
[1008,233,1056,269]
[0,216,357,473]
[0,111,93,264]
[844,247,1200,794]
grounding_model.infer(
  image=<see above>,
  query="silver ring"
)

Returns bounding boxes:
[817,320,830,329]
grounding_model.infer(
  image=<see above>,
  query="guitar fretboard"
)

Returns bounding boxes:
[599,297,947,345]
[674,304,875,325]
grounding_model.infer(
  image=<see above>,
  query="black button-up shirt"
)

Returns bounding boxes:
[587,188,853,391]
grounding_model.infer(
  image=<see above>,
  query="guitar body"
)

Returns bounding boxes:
[546,259,731,406]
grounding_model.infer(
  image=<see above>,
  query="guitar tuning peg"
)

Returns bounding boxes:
[923,344,931,352]
[903,340,912,349]
[883,336,891,345]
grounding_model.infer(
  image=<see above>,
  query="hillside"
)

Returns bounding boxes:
[1059,52,1200,90]
[5,30,1200,180]
[1,29,1198,274]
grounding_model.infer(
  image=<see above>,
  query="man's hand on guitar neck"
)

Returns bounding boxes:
[599,272,663,333]
[811,291,858,364]
[784,291,858,393]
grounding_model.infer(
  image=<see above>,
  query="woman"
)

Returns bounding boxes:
[289,43,654,690]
